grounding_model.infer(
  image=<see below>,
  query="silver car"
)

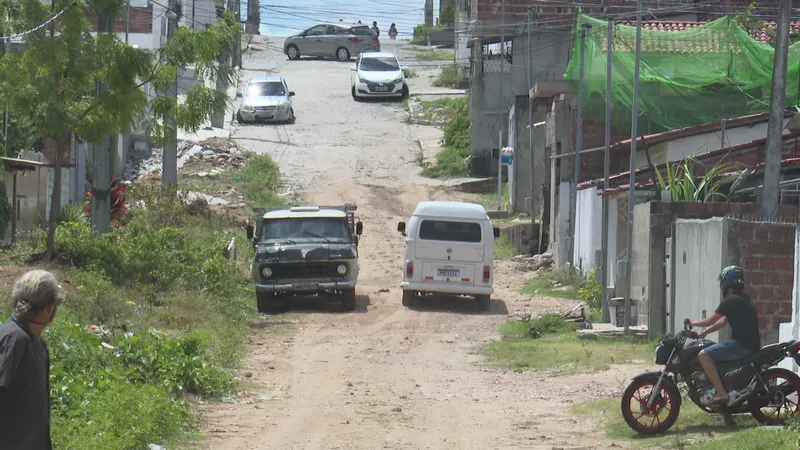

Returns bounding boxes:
[284,23,380,62]
[236,76,296,124]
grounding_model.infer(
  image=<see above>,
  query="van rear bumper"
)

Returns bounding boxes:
[400,282,493,296]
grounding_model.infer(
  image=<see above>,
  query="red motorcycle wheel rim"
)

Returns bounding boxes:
[750,371,800,425]
[621,379,677,431]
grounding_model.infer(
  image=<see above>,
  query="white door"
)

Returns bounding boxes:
[673,218,725,341]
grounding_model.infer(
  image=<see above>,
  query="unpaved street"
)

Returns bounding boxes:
[197,37,643,449]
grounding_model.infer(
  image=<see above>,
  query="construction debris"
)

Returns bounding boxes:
[125,138,245,181]
[577,325,649,340]
[511,252,554,272]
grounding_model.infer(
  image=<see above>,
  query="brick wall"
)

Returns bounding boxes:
[648,201,798,343]
[725,220,795,344]
[653,201,800,220]
[87,6,153,34]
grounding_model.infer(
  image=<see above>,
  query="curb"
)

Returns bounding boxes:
[408,118,445,126]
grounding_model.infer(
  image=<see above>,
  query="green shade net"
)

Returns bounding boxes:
[564,13,800,134]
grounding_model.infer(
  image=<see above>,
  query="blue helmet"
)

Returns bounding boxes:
[719,265,745,292]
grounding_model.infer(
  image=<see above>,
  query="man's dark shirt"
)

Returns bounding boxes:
[715,292,761,351]
[0,316,52,450]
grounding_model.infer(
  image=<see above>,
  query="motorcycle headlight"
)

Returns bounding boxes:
[261,266,272,278]
[394,76,403,84]
[337,264,347,275]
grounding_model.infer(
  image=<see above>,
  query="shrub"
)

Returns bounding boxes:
[578,269,603,310]
[433,63,465,88]
[237,153,283,207]
[441,95,469,150]
[402,67,418,78]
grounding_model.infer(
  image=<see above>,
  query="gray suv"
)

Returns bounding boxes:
[284,23,380,62]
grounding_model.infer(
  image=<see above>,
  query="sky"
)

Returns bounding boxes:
[245,0,440,38]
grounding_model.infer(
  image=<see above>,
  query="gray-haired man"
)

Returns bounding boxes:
[0,270,63,450]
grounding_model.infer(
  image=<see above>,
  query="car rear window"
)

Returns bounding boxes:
[419,220,482,243]
[349,26,375,36]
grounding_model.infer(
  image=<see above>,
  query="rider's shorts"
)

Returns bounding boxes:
[701,340,753,362]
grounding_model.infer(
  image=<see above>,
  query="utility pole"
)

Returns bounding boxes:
[601,19,613,322]
[92,13,113,234]
[569,23,590,269]
[246,0,259,34]
[162,0,179,184]
[763,0,793,218]
[191,0,196,29]
[125,0,130,44]
[527,7,535,230]
[498,0,504,211]
[233,0,242,68]
[3,37,8,157]
[211,0,234,128]
[624,0,643,333]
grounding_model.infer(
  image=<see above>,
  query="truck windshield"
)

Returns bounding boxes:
[261,218,350,243]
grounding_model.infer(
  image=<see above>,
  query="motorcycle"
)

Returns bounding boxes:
[621,319,800,434]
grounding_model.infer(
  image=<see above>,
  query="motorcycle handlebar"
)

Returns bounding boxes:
[684,318,692,331]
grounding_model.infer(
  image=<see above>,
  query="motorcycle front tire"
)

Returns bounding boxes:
[620,377,681,434]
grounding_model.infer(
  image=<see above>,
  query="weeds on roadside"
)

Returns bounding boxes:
[484,314,651,373]
[433,63,465,88]
[402,67,418,78]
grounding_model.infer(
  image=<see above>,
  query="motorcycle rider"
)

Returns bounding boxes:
[687,265,761,406]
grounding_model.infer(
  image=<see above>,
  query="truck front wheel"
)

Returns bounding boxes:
[342,289,357,311]
[257,292,281,314]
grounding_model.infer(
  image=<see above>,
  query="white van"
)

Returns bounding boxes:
[397,201,500,311]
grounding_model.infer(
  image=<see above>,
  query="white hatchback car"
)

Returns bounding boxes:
[350,52,409,100]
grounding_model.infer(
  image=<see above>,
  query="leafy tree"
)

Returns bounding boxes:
[439,4,455,27]
[0,0,239,257]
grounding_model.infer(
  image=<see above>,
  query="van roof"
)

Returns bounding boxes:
[412,201,488,220]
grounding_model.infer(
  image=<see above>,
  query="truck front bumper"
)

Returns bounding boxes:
[256,280,357,293]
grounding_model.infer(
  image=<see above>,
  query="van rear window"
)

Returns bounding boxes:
[418,220,482,243]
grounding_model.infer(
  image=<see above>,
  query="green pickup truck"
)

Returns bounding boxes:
[246,204,363,313]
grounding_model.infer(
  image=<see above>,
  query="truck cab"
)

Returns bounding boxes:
[247,205,363,312]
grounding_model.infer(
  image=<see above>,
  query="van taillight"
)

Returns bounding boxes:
[406,261,414,278]
[483,265,490,282]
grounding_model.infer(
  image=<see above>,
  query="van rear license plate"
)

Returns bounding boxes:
[293,281,319,291]
[437,268,460,277]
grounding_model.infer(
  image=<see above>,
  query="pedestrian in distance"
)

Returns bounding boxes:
[0,270,64,450]
[388,23,398,40]
[372,21,380,37]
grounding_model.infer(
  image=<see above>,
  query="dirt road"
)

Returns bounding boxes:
[197,38,641,450]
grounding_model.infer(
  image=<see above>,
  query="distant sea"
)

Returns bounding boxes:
[240,0,438,38]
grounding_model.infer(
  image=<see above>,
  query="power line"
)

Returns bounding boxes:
[3,0,78,41]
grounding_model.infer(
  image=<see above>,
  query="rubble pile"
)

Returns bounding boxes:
[511,252,554,272]
[124,138,245,181]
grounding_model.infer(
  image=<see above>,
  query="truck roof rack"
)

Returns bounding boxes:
[252,204,358,215]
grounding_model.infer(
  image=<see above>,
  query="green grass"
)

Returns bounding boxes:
[402,67,418,78]
[483,315,652,373]
[411,96,467,122]
[522,268,584,300]
[432,63,465,88]
[478,184,512,211]
[180,152,288,208]
[494,234,518,259]
[404,46,454,61]
[420,146,469,178]
[573,397,799,449]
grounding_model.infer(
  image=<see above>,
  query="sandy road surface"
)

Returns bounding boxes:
[197,38,643,449]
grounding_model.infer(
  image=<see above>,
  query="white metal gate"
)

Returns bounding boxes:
[673,218,725,341]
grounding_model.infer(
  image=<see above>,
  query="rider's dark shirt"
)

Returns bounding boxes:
[716,292,761,351]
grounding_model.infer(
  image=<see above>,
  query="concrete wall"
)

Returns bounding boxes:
[630,202,651,328]
[454,0,470,76]
[469,31,571,176]
[509,95,547,216]
[634,118,792,170]
[499,222,539,256]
